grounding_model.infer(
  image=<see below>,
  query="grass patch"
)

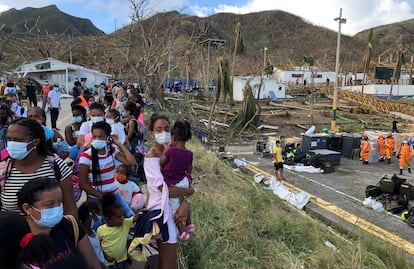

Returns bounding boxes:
[177,140,414,268]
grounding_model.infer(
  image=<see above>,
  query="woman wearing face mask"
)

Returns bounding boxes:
[1,119,77,217]
[78,121,136,217]
[65,105,87,147]
[76,102,106,148]
[18,178,102,269]
[143,114,194,269]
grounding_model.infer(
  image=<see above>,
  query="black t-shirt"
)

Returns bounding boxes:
[44,217,88,269]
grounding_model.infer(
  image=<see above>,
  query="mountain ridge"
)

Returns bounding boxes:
[0,5,104,36]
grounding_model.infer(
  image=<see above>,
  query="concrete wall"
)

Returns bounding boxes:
[341,84,414,97]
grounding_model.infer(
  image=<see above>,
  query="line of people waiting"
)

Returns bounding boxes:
[0,83,196,268]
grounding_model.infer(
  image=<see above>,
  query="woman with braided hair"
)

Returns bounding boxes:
[78,121,136,217]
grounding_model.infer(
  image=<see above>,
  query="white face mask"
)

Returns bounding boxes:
[105,118,115,125]
[91,116,104,123]
[127,89,131,94]
[154,132,171,145]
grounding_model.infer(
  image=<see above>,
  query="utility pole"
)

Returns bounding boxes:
[263,46,268,67]
[68,34,73,64]
[331,8,346,132]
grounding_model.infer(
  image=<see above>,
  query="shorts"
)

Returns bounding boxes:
[274,162,283,170]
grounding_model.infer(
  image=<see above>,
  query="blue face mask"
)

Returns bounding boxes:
[154,132,171,145]
[31,204,63,228]
[7,140,35,160]
[72,116,83,123]
[91,139,107,150]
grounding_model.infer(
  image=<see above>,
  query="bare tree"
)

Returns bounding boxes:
[124,0,207,101]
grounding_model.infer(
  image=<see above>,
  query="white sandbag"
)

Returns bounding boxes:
[287,191,310,210]
[294,165,323,174]
[371,200,385,212]
[233,158,247,167]
[267,178,310,210]
[362,197,373,207]
[272,182,291,200]
[254,174,264,183]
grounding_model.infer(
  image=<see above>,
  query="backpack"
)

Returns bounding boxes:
[379,174,406,195]
[365,185,383,198]
[71,146,86,202]
[131,119,146,141]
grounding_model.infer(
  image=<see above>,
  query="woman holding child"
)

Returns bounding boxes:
[144,114,194,269]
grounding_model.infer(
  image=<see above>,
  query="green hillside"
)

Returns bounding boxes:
[0,5,104,36]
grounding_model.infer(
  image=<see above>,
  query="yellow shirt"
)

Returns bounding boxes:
[97,217,134,265]
[273,145,283,163]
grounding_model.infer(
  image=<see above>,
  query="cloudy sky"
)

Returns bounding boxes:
[0,0,413,36]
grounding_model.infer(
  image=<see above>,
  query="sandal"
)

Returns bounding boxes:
[184,224,195,233]
[179,231,190,241]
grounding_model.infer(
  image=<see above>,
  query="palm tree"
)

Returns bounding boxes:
[230,22,244,104]
[361,29,374,95]
[388,43,405,99]
[231,80,257,134]
[208,57,231,133]
[303,56,315,124]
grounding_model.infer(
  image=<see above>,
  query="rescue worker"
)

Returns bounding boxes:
[360,133,371,164]
[377,133,386,161]
[396,140,413,175]
[70,89,90,108]
[385,131,396,164]
[41,80,51,111]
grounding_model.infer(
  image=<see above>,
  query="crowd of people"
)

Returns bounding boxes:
[360,131,414,175]
[0,79,195,269]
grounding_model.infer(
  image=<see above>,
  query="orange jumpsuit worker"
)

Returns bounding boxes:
[396,140,413,175]
[385,131,396,164]
[377,133,386,162]
[360,133,371,164]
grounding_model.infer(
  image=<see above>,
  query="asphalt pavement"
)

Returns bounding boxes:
[225,142,414,259]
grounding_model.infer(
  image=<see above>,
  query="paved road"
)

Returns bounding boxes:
[226,143,414,258]
[55,97,75,131]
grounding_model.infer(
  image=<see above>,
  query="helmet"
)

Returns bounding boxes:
[362,133,368,139]
[388,131,393,137]
[378,133,383,138]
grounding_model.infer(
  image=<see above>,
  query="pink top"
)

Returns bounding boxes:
[144,156,171,223]
[137,112,145,126]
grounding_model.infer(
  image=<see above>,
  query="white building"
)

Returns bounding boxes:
[233,76,286,102]
[15,57,111,93]
[274,68,335,85]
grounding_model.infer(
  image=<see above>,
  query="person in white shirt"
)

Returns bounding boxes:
[105,108,126,145]
[6,92,26,119]
[48,83,61,130]
[76,102,128,148]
